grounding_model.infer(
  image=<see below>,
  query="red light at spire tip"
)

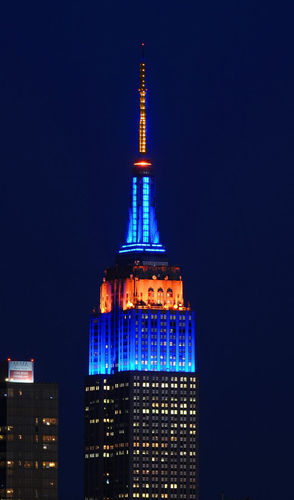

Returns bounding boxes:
[134,161,152,166]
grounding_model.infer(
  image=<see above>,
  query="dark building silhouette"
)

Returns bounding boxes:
[0,360,58,499]
[84,47,198,500]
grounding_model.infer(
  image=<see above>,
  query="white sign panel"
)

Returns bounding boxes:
[8,361,34,383]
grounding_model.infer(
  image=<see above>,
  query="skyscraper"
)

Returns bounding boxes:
[84,47,198,500]
[0,359,58,500]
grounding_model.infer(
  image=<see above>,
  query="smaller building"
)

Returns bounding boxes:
[0,359,58,499]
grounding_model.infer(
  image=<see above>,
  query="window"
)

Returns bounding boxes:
[42,418,57,426]
[24,461,34,468]
[43,435,57,443]
[157,288,164,304]
[43,461,57,469]
[167,288,173,305]
[148,288,155,304]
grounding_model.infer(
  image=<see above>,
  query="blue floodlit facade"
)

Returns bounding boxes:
[89,308,195,375]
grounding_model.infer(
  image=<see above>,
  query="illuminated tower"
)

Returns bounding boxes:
[84,46,198,500]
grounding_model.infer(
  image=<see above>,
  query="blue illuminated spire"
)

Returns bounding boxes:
[119,46,166,255]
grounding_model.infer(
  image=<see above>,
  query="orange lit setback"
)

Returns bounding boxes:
[100,266,187,313]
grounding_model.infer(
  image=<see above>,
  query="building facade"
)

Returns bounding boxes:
[0,360,58,500]
[85,49,198,500]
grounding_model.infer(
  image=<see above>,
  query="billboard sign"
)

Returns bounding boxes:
[8,361,34,383]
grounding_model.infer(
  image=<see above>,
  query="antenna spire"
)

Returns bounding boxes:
[139,42,147,154]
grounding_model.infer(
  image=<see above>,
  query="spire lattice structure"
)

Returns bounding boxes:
[139,43,147,154]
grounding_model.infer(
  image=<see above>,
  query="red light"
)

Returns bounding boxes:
[30,358,35,363]
[7,357,11,362]
[134,161,152,166]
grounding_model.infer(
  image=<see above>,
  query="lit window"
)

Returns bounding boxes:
[24,461,34,469]
[157,288,164,304]
[148,288,155,304]
[42,418,57,426]
[43,435,57,443]
[43,461,57,469]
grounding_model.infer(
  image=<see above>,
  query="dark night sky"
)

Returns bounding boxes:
[0,1,293,499]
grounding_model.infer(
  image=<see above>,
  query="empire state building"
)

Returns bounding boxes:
[84,47,198,500]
